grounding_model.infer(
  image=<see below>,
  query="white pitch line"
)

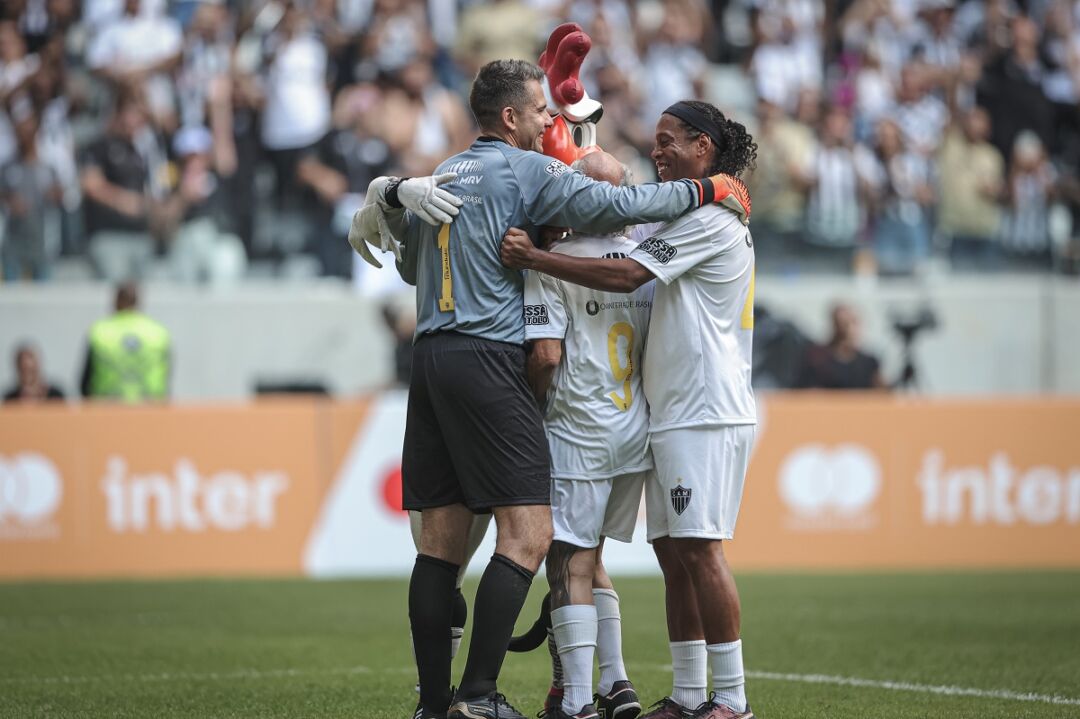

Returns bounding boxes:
[636,665,1080,707]
[0,666,371,685]
[5,664,1079,707]
[745,670,1080,706]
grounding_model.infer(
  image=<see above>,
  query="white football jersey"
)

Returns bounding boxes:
[628,204,756,431]
[524,234,655,480]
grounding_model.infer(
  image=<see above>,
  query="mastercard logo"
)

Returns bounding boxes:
[379,465,407,518]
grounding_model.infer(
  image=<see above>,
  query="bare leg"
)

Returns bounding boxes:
[672,538,740,643]
[653,536,705,641]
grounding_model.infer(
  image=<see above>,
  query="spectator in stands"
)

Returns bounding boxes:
[297,91,395,278]
[892,63,948,156]
[27,51,80,256]
[977,15,1055,163]
[0,18,41,167]
[868,117,935,276]
[748,97,815,266]
[363,0,435,76]
[751,11,821,114]
[803,106,876,268]
[377,53,472,177]
[85,0,183,131]
[1001,130,1057,268]
[1,110,61,281]
[80,282,171,403]
[640,0,711,125]
[79,88,163,281]
[938,106,1005,271]
[176,0,232,129]
[454,0,543,77]
[852,43,894,141]
[167,122,247,284]
[911,0,963,89]
[3,343,64,402]
[1039,0,1080,162]
[797,302,887,390]
[259,1,330,258]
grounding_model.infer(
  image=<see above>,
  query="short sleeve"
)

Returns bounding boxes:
[79,141,106,172]
[628,213,719,285]
[523,269,568,341]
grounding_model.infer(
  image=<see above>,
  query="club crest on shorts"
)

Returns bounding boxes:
[671,484,692,515]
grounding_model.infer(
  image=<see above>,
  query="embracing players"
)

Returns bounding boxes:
[502,99,758,719]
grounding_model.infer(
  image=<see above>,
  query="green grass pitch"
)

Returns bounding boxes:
[1,572,1079,718]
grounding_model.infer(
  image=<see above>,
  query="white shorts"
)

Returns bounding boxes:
[551,470,649,548]
[646,425,754,542]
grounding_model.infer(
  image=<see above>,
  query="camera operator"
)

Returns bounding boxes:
[796,303,887,391]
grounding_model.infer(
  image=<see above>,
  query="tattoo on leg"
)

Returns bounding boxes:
[546,541,576,609]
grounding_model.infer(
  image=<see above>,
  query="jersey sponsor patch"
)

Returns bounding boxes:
[524,304,550,325]
[545,160,570,178]
[637,237,677,265]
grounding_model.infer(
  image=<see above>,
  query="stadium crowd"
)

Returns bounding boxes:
[0,0,1078,284]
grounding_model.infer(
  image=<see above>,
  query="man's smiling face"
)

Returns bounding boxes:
[651,113,709,181]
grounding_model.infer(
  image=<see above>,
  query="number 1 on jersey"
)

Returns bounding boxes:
[438,224,455,312]
[607,322,634,411]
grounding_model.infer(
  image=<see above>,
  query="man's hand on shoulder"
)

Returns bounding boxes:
[695,173,751,225]
[501,227,538,270]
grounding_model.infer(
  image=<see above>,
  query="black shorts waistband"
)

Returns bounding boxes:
[415,330,524,354]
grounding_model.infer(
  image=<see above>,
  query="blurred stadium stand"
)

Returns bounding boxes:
[2,0,1080,397]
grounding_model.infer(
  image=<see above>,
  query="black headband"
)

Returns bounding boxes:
[664,101,725,152]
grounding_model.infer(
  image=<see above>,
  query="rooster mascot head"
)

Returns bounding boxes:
[538,23,604,166]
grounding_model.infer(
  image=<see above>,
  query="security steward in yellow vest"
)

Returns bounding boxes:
[80,282,171,402]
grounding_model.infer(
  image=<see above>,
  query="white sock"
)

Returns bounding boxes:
[670,640,708,709]
[450,626,464,659]
[552,604,598,714]
[593,589,628,695]
[707,640,746,712]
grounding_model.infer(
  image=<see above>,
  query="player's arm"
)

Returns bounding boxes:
[515,154,749,233]
[502,228,655,292]
[526,339,562,404]
[523,269,569,403]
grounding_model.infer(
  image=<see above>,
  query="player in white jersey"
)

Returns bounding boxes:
[502,101,758,719]
[523,152,651,719]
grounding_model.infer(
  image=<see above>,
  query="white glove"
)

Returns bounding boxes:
[396,173,463,225]
[348,203,402,268]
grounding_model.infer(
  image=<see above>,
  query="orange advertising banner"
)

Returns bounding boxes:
[1,394,1078,579]
[732,395,1080,569]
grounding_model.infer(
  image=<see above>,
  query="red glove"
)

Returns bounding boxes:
[692,173,752,225]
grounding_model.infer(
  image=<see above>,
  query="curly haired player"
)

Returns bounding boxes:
[501,100,758,719]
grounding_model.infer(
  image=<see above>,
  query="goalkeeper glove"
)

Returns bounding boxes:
[692,173,752,225]
[374,173,463,225]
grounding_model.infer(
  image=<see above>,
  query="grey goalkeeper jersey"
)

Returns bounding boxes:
[398,137,698,346]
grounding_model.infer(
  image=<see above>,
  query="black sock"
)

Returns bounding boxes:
[410,554,460,713]
[457,554,535,699]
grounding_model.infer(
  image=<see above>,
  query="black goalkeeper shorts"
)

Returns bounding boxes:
[402,331,551,512]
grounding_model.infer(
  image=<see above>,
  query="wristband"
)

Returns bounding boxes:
[384,176,410,209]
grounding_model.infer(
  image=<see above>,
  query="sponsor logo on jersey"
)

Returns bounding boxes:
[524,304,550,325]
[637,237,677,264]
[586,300,600,316]
[671,484,692,515]
[545,160,570,178]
